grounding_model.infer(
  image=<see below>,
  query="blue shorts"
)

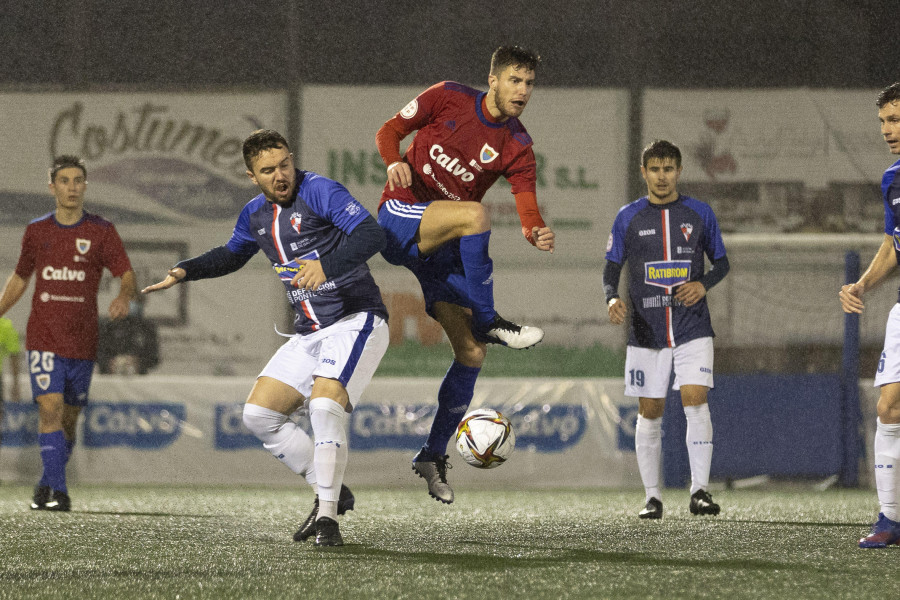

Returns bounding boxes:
[27,350,94,406]
[378,200,474,318]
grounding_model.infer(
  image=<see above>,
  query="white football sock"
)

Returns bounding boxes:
[874,418,900,522]
[242,403,316,487]
[309,397,348,522]
[635,414,663,502]
[684,403,714,495]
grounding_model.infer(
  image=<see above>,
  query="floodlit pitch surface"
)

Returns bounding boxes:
[0,485,894,599]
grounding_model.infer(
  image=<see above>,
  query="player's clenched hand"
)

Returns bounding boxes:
[531,226,555,253]
[108,296,129,320]
[387,161,412,192]
[674,281,707,307]
[291,259,326,291]
[608,297,626,325]
[839,282,865,314]
[141,267,185,294]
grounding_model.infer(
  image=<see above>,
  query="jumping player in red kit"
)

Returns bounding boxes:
[0,155,136,511]
[375,45,555,503]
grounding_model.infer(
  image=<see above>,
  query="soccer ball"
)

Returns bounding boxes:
[455,408,516,469]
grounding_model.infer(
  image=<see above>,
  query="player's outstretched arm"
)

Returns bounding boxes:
[142,267,186,295]
[840,234,898,314]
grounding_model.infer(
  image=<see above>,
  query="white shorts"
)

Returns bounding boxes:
[258,312,389,408]
[874,303,900,387]
[624,337,714,398]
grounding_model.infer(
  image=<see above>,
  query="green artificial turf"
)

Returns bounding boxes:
[0,484,893,599]
[376,342,625,378]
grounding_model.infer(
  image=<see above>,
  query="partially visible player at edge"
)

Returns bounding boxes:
[604,140,729,520]
[0,155,136,511]
[143,130,389,547]
[839,82,900,549]
[375,45,555,503]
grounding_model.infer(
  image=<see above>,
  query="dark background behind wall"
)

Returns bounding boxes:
[2,0,892,89]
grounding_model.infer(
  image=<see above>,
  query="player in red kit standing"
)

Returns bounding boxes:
[375,46,555,503]
[0,156,136,511]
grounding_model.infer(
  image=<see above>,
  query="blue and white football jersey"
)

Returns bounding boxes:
[606,195,727,349]
[881,159,900,296]
[226,170,387,335]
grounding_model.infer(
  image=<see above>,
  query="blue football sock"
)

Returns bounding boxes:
[423,361,481,456]
[458,231,496,327]
[38,430,68,493]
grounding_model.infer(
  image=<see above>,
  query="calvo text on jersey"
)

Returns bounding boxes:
[429,144,475,182]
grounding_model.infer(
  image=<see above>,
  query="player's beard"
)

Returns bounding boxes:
[270,176,295,206]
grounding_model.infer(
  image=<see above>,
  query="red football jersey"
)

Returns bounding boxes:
[14,212,132,360]
[378,81,538,210]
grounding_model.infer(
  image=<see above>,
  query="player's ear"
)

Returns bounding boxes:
[246,170,258,185]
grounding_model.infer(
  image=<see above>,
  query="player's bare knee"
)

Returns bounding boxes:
[466,202,490,234]
[453,343,486,368]
[877,395,900,423]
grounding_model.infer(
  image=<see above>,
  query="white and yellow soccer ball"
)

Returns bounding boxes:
[455,408,516,469]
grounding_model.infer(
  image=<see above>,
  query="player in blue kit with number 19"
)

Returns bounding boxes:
[604,140,729,519]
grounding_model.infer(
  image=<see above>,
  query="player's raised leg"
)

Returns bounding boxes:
[417,202,543,349]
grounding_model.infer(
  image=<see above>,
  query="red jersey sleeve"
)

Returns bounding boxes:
[376,81,452,167]
[515,191,546,244]
[14,226,36,279]
[100,223,132,277]
[375,119,405,166]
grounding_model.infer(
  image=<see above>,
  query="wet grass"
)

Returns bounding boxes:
[377,342,625,378]
[0,485,893,599]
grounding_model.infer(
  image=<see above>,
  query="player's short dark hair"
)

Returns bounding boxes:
[641,140,682,168]
[877,83,900,108]
[490,45,540,76]
[49,155,87,182]
[242,129,291,170]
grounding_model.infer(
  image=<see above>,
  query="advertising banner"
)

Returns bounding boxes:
[643,88,885,186]
[1,375,641,489]
[0,91,290,376]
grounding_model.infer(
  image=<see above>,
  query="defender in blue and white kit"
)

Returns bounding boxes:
[840,83,900,548]
[604,140,729,520]
[143,130,388,547]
